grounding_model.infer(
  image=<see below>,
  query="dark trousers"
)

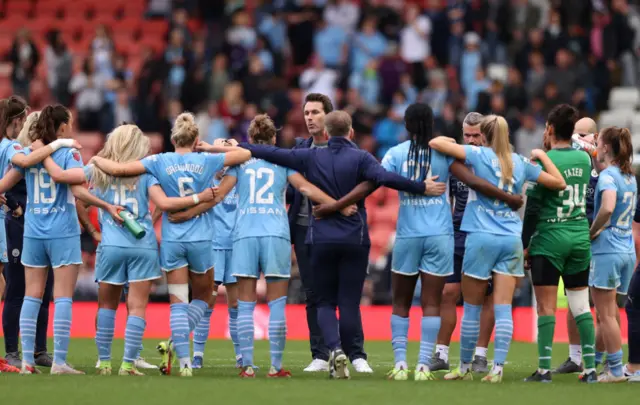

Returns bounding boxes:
[2,215,53,354]
[626,270,640,363]
[293,224,329,361]
[311,243,368,360]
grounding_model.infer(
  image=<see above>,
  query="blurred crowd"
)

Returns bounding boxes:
[4,0,640,305]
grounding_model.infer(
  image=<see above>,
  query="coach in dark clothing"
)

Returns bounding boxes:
[243,111,437,376]
[288,135,332,367]
[3,177,53,367]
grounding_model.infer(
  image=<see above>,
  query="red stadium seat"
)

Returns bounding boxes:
[113,17,142,36]
[4,1,32,18]
[122,2,146,18]
[34,1,64,18]
[141,20,169,37]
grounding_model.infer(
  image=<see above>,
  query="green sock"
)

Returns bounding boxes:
[575,312,596,369]
[537,315,555,370]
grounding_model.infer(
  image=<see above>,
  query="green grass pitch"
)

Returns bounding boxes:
[0,339,635,404]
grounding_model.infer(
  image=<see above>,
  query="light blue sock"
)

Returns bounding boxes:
[123,316,146,364]
[95,308,116,362]
[187,299,208,332]
[493,304,514,366]
[595,351,604,366]
[20,296,42,366]
[228,307,240,359]
[268,296,287,371]
[460,302,482,364]
[418,316,441,366]
[53,297,73,365]
[193,308,213,356]
[170,303,191,362]
[136,344,143,360]
[238,300,256,367]
[607,349,624,377]
[390,314,409,365]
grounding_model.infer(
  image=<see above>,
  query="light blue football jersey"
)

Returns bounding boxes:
[592,165,637,254]
[461,145,542,235]
[0,139,27,219]
[19,148,83,239]
[84,164,159,249]
[141,152,225,242]
[212,175,238,250]
[381,141,453,237]
[226,158,296,241]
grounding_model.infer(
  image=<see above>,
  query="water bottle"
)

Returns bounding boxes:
[571,134,597,157]
[118,209,146,239]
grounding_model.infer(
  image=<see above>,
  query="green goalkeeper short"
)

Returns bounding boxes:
[528,226,591,276]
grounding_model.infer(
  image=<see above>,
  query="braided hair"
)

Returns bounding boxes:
[404,103,434,181]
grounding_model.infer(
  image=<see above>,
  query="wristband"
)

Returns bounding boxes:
[50,138,74,151]
[192,194,200,205]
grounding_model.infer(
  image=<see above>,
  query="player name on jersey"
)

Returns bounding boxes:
[165,163,205,176]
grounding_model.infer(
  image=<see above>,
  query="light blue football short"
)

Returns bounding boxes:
[589,252,635,294]
[213,248,236,285]
[0,220,7,263]
[95,246,161,285]
[160,240,214,274]
[231,236,291,280]
[22,236,82,269]
[391,235,454,277]
[462,232,524,280]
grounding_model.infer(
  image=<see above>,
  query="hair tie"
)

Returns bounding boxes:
[9,108,27,119]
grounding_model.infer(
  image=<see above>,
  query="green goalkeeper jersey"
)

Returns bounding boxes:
[526,148,592,229]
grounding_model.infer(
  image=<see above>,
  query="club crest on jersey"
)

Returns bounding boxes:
[591,169,598,178]
[13,144,22,150]
[72,151,81,161]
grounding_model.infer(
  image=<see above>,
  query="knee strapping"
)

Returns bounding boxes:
[567,289,590,317]
[168,284,189,303]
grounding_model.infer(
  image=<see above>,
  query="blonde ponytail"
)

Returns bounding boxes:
[481,115,513,184]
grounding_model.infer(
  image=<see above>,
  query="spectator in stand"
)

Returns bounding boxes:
[112,87,135,129]
[324,0,360,34]
[218,81,245,127]
[255,35,275,73]
[465,67,490,112]
[526,50,548,99]
[314,20,348,70]
[69,57,105,132]
[168,7,192,45]
[90,25,114,76]
[422,69,448,118]
[352,16,388,74]
[514,112,543,156]
[610,0,638,87]
[460,32,483,99]
[300,56,339,106]
[544,9,568,66]
[400,5,431,90]
[348,60,380,107]
[434,102,462,141]
[286,1,321,69]
[547,48,582,104]
[504,67,528,113]
[165,29,190,101]
[196,102,229,144]
[135,46,162,132]
[44,30,73,107]
[359,0,403,40]
[181,37,209,113]
[209,54,230,103]
[9,29,39,100]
